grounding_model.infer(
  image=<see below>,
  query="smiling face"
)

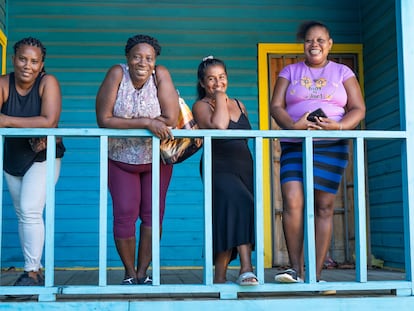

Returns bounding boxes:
[200,64,228,98]
[303,25,333,67]
[126,42,156,88]
[12,44,44,84]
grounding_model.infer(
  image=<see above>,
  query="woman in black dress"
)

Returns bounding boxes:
[192,56,257,285]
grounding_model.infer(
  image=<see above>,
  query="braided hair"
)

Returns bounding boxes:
[196,56,227,100]
[13,37,47,61]
[125,34,161,56]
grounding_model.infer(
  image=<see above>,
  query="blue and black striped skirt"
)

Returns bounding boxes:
[280,139,349,194]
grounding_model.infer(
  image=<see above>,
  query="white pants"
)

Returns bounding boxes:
[4,159,61,272]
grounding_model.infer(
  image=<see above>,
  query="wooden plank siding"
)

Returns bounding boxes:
[2,0,404,272]
[361,0,405,269]
[0,0,5,33]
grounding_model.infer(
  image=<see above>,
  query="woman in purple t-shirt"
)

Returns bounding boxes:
[270,21,365,285]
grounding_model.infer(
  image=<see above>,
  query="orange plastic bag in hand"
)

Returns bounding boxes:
[160,97,203,164]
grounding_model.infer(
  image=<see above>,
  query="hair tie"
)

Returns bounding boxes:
[202,55,214,62]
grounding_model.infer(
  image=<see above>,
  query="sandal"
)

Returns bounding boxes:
[121,277,137,285]
[236,272,258,286]
[137,275,152,285]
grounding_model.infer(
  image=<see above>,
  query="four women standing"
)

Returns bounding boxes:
[5,21,366,287]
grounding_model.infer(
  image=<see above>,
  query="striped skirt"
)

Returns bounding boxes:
[280,140,349,194]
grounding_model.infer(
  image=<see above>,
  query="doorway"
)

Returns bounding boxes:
[257,43,365,267]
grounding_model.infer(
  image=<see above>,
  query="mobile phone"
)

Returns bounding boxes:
[307,108,327,122]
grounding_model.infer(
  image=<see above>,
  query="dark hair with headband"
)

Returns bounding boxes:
[196,56,227,100]
[296,20,331,41]
[125,34,161,56]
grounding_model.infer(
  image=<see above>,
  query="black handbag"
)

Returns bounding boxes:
[29,137,63,153]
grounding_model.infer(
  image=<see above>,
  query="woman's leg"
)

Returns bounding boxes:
[5,160,61,282]
[114,237,137,279]
[314,190,336,281]
[238,243,254,274]
[136,225,153,280]
[109,160,142,281]
[214,250,232,283]
[281,181,305,278]
[136,163,173,280]
[237,243,258,284]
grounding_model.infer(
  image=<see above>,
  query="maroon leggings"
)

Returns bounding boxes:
[108,159,173,239]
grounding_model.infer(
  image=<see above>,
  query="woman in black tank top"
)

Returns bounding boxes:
[0,37,64,290]
[192,57,258,286]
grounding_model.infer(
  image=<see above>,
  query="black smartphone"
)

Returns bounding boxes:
[307,108,327,122]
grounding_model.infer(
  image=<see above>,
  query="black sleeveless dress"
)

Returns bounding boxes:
[209,100,255,262]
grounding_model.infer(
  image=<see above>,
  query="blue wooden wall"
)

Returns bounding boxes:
[362,0,404,269]
[2,0,403,270]
[0,0,5,33]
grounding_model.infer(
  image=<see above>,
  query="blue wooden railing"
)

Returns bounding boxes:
[0,128,413,302]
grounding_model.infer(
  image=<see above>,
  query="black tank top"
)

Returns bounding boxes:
[2,72,65,176]
[2,72,43,117]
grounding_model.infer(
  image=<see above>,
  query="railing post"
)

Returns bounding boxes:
[99,136,108,286]
[303,137,317,283]
[254,137,264,283]
[400,135,413,296]
[202,136,214,286]
[397,0,414,296]
[354,137,367,283]
[39,135,57,302]
[152,137,161,286]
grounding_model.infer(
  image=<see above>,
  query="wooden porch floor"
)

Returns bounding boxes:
[0,266,406,301]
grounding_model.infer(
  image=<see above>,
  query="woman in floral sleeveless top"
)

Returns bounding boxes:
[96,34,179,285]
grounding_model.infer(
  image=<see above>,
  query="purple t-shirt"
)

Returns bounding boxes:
[279,61,355,123]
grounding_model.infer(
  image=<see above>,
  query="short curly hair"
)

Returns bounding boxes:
[125,34,161,56]
[13,37,47,61]
[296,20,330,41]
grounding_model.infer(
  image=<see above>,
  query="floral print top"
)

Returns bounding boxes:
[108,63,161,164]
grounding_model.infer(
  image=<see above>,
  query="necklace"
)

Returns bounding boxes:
[306,60,329,89]
[305,59,329,69]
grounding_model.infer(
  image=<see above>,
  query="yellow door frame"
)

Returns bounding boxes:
[257,43,364,267]
[0,29,7,74]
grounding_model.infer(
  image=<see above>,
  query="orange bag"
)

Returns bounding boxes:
[160,97,203,164]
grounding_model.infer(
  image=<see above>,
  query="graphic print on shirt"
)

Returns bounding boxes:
[293,65,337,101]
